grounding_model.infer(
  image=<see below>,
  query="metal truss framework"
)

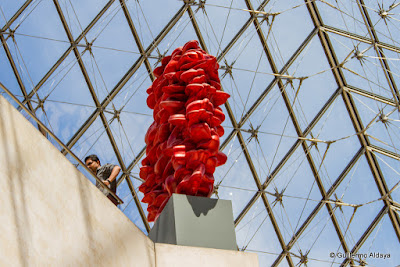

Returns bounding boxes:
[1,0,400,266]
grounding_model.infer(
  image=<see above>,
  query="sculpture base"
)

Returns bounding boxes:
[149,194,237,250]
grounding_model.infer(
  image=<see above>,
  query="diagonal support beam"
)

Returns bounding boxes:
[1,18,47,136]
[116,146,150,233]
[187,6,207,53]
[24,0,116,104]
[56,3,189,230]
[221,27,318,154]
[237,27,318,129]
[321,25,400,54]
[216,0,272,62]
[1,0,33,32]
[305,0,400,244]
[344,85,397,107]
[356,0,400,106]
[119,0,154,81]
[235,86,342,226]
[50,0,155,228]
[341,206,388,266]
[61,3,189,154]
[242,1,354,265]
[368,145,400,162]
[51,0,155,232]
[280,147,365,264]
[188,4,292,264]
[52,0,125,169]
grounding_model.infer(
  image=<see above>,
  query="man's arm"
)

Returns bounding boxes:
[105,165,121,185]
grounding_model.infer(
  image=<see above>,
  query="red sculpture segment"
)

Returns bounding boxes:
[139,40,230,222]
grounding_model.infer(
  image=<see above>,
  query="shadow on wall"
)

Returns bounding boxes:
[187,195,218,217]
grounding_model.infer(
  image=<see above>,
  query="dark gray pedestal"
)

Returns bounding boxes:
[149,194,237,250]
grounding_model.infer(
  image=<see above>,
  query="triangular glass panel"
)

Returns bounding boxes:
[189,0,250,57]
[124,0,184,49]
[293,208,347,267]
[216,135,259,190]
[285,34,338,132]
[219,38,275,122]
[215,137,260,218]
[148,12,199,58]
[0,48,25,102]
[351,92,399,154]
[103,108,148,165]
[71,115,119,166]
[85,12,141,54]
[8,1,69,42]
[315,0,368,36]
[34,97,96,144]
[2,37,35,94]
[1,0,27,24]
[328,32,395,100]
[307,97,360,189]
[117,177,148,234]
[33,52,96,105]
[59,0,111,39]
[356,214,400,267]
[218,102,236,146]
[259,0,314,70]
[374,152,400,203]
[265,146,325,243]
[215,184,256,220]
[240,85,298,173]
[331,157,385,248]
[381,48,400,94]
[101,65,152,164]
[75,4,141,103]
[11,33,70,89]
[77,40,139,105]
[4,1,70,88]
[363,1,400,47]
[109,64,153,116]
[236,197,285,265]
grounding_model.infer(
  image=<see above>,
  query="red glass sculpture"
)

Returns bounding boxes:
[139,40,230,222]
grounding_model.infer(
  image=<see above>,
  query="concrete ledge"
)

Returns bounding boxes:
[155,243,259,267]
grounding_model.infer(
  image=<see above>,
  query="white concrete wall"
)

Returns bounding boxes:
[0,95,258,267]
[0,96,155,267]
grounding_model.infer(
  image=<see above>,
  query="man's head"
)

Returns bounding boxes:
[85,154,101,172]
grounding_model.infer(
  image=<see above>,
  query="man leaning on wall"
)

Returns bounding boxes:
[85,154,120,206]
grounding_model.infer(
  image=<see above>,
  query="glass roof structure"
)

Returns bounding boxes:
[1,0,400,266]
